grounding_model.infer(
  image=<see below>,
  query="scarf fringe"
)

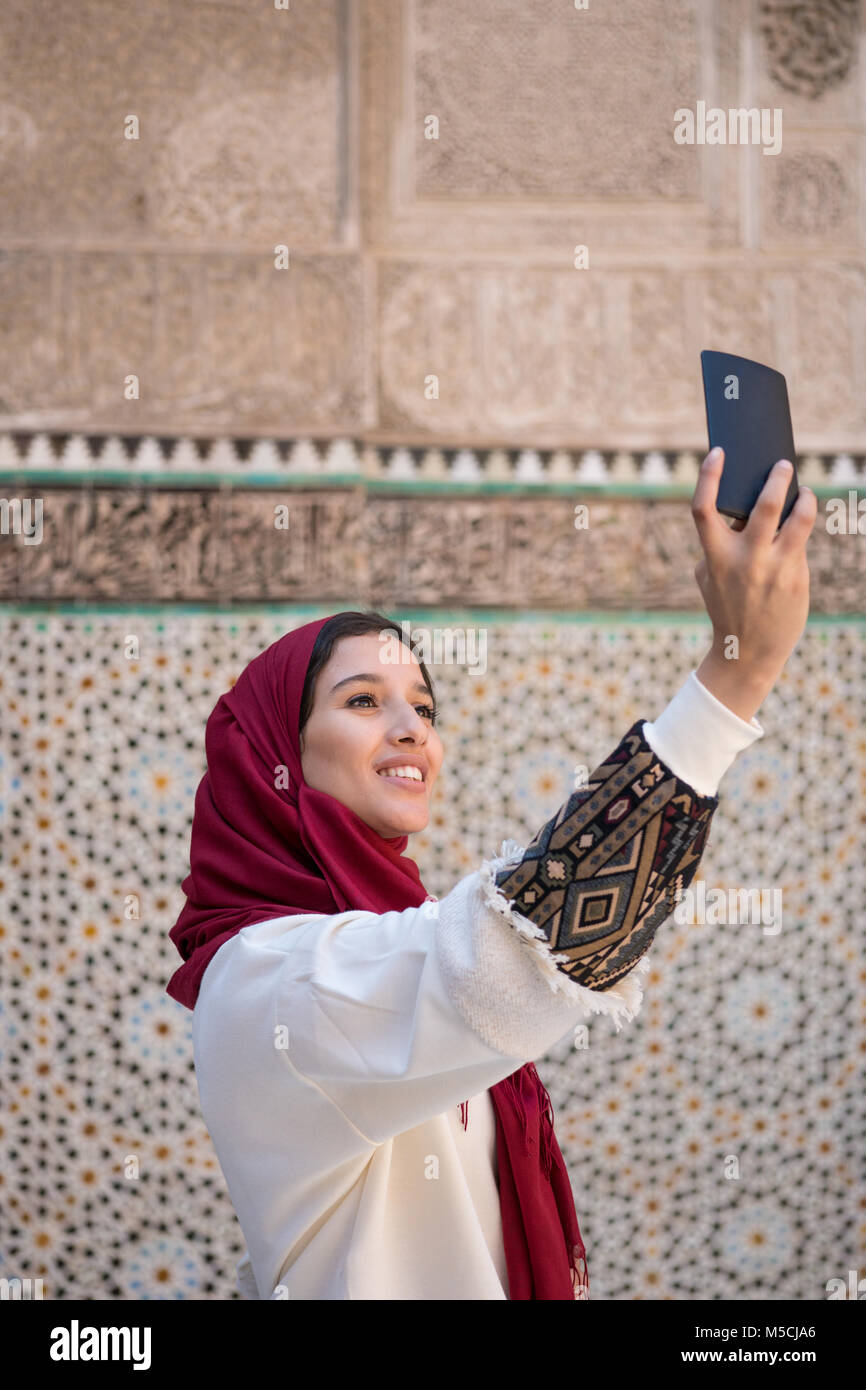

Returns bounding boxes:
[571,1245,590,1300]
[462,1060,591,1300]
[472,1063,558,1175]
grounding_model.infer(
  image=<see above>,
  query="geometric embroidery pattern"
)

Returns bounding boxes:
[493,720,719,992]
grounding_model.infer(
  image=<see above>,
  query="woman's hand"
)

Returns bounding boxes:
[690,447,818,719]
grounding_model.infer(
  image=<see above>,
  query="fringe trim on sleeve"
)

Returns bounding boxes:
[477,838,650,1033]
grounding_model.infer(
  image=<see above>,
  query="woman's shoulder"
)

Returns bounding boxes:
[192,898,441,1016]
[192,909,360,1005]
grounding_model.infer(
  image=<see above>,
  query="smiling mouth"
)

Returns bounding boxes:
[375,770,426,789]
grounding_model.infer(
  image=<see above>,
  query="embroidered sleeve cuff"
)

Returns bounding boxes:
[641,667,764,799]
[478,839,651,1028]
[433,839,650,1063]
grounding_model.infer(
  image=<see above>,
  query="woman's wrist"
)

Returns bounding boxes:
[694,649,777,724]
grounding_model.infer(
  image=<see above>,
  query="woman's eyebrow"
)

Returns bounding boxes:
[329,672,430,696]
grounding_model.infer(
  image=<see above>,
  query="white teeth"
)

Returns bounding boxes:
[377,766,423,782]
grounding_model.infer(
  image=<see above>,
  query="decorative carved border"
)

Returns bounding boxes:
[2,475,863,613]
[0,430,862,486]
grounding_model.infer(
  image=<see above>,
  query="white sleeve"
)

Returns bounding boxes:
[202,847,647,1146]
[641,667,765,798]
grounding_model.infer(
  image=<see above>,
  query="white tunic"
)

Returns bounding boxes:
[191,670,763,1299]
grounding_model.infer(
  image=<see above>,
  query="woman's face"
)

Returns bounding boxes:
[299,632,443,838]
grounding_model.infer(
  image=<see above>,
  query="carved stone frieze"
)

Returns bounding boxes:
[2,482,862,611]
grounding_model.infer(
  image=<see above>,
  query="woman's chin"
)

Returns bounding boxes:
[372,809,428,838]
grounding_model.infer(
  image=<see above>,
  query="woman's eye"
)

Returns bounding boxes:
[347,693,437,722]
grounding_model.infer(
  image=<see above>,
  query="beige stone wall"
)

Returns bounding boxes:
[0,0,862,453]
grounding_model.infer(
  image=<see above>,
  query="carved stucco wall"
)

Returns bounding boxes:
[0,0,862,451]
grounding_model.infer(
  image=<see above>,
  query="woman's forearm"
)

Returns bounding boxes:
[694,648,776,724]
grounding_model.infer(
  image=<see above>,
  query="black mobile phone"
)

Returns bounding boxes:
[700,350,800,528]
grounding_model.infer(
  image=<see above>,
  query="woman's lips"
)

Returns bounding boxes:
[375,770,426,793]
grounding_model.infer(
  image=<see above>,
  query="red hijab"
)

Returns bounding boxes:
[167,614,589,1300]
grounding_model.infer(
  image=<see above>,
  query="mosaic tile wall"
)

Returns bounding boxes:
[1,609,863,1300]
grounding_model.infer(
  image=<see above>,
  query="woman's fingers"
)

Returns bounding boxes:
[691,448,732,558]
[693,453,812,549]
[740,459,798,545]
[774,477,819,554]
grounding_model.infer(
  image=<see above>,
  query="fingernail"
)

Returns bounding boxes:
[776,459,793,472]
[706,447,722,463]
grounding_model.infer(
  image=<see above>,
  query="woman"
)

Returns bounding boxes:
[167,451,815,1299]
